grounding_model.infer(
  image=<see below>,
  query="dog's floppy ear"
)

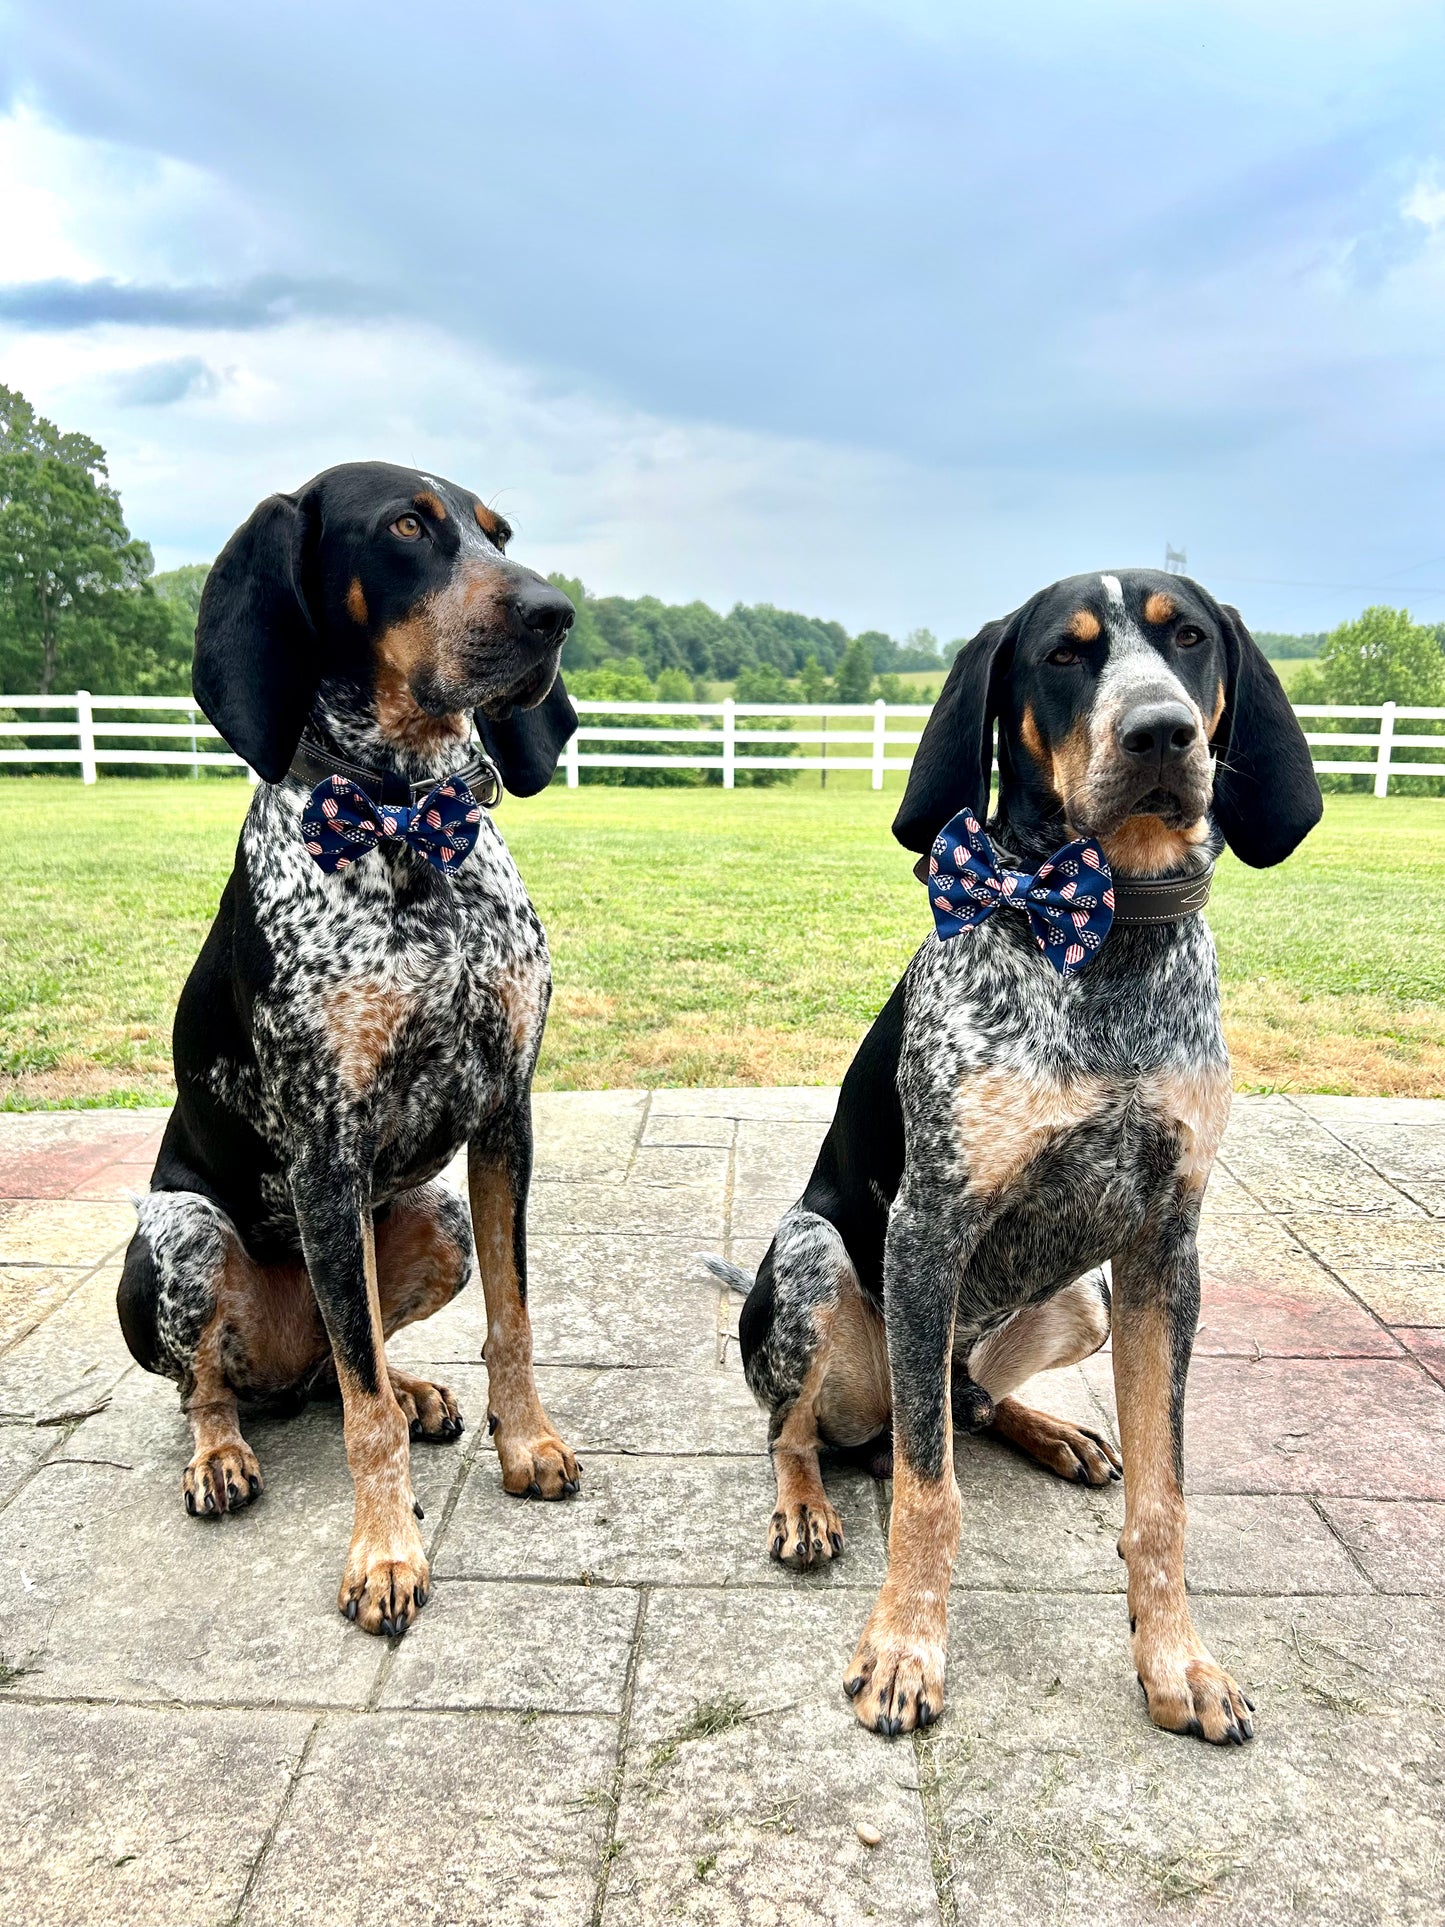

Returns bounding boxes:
[1208,597,1322,868]
[892,613,1019,853]
[193,494,320,783]
[477,671,578,798]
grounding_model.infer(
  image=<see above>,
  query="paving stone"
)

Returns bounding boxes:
[531,1088,648,1181]
[929,1593,1445,1927]
[648,1086,841,1121]
[240,1710,616,1927]
[0,1260,138,1422]
[534,1362,764,1455]
[1313,1265,1445,1327]
[1316,1498,1445,1594]
[0,1261,88,1352]
[388,1234,721,1371]
[68,1158,157,1202]
[1283,1213,1445,1272]
[437,1451,887,1588]
[1194,1216,1403,1356]
[640,1111,737,1147]
[1293,1095,1445,1126]
[728,1189,800,1239]
[1084,1353,1445,1500]
[733,1117,829,1201]
[0,1197,137,1265]
[1399,1328,1445,1386]
[0,1366,479,1705]
[0,1700,312,1927]
[530,1178,723,1238]
[1218,1106,1423,1216]
[379,1579,639,1712]
[603,1587,941,1927]
[1196,1165,1262,1213]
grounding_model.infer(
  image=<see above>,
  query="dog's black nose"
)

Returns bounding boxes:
[1118,701,1198,767]
[508,580,574,647]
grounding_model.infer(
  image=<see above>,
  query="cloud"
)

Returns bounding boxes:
[112,355,222,407]
[0,274,385,332]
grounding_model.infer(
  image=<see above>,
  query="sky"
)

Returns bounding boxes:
[1,0,1444,641]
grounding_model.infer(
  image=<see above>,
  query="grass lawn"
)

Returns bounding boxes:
[1,775,1442,1105]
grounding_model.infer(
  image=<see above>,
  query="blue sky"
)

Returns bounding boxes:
[2,0,1443,640]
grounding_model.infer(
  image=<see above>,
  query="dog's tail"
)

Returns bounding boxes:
[699,1253,753,1297]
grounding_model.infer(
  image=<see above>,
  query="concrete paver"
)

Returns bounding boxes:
[0,1089,1440,1923]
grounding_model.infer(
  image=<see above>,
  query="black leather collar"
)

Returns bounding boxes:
[911,852,1213,922]
[287,735,503,810]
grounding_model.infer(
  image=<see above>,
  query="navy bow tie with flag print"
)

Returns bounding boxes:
[301,773,484,875]
[925,807,1116,975]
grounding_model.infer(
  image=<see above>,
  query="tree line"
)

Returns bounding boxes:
[2,383,1440,719]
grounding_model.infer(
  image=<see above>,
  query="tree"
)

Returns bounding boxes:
[798,655,830,702]
[832,635,874,702]
[0,385,155,693]
[1292,606,1445,706]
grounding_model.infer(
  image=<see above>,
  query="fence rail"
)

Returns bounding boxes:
[2,693,1443,797]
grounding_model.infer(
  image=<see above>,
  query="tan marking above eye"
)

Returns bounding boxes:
[1143,591,1177,624]
[346,579,368,626]
[1065,609,1101,642]
[412,490,446,521]
[473,501,500,536]
[390,514,423,540]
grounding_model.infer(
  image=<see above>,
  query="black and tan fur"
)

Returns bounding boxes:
[711,570,1321,1742]
[117,462,581,1636]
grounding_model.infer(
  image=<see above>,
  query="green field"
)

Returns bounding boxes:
[1,776,1441,1105]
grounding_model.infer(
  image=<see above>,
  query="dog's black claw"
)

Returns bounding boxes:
[248,1474,261,1498]
[1184,1717,1203,1740]
[879,1714,900,1738]
[487,1412,499,1435]
[844,1675,866,1699]
[345,1598,359,1621]
[413,1498,425,1520]
[1074,1464,1090,1484]
[1109,1466,1122,1480]
[917,1699,933,1727]
[562,1477,579,1496]
[1244,1693,1256,1712]
[184,1490,196,1515]
[830,1532,843,1554]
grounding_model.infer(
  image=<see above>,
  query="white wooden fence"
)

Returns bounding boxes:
[1,692,1443,797]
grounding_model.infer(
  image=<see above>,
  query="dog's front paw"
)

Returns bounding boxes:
[339,1523,431,1636]
[843,1607,946,1736]
[183,1440,263,1516]
[1136,1637,1254,1745]
[490,1417,580,1500]
[391,1370,465,1443]
[767,1495,843,1566]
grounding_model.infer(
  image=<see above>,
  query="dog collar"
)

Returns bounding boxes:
[911,851,1213,923]
[287,736,503,811]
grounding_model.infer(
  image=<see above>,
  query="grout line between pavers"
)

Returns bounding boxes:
[0,1233,133,1359]
[226,1712,321,1927]
[589,1582,649,1927]
[0,1360,141,1523]
[622,1089,653,1183]
[914,1727,960,1927]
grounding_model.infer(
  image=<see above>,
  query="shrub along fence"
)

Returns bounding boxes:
[1,693,1443,794]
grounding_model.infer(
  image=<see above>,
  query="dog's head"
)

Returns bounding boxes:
[895,569,1322,871]
[193,461,577,790]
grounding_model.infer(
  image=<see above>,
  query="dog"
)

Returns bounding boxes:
[708,570,1321,1742]
[117,461,582,1637]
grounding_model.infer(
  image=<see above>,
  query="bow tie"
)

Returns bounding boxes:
[925,807,1115,975]
[301,773,483,875]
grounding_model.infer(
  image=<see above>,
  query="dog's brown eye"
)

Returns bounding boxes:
[1177,625,1204,648]
[390,514,423,541]
[1048,646,1079,666]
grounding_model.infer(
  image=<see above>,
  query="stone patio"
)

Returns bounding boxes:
[0,1089,1442,1925]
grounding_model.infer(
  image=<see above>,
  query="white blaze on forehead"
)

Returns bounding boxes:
[1095,574,1192,714]
[1100,574,1125,607]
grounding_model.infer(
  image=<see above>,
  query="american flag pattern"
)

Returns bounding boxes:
[300,773,484,876]
[925,807,1114,977]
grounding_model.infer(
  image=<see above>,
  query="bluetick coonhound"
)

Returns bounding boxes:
[709,571,1321,1742]
[117,461,581,1636]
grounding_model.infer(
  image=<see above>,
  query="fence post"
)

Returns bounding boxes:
[77,690,97,784]
[871,699,887,791]
[566,729,580,789]
[722,698,735,790]
[1374,701,1397,798]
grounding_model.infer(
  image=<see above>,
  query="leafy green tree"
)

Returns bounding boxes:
[798,654,830,703]
[875,673,907,704]
[1292,605,1445,707]
[734,663,796,703]
[832,636,875,702]
[0,385,157,693]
